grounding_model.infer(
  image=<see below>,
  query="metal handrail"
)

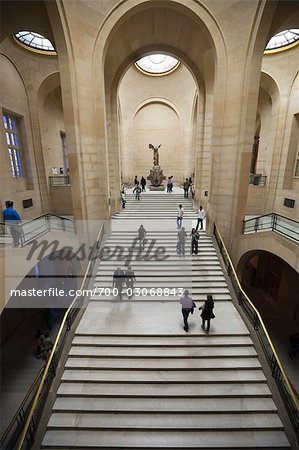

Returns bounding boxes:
[0,213,76,247]
[14,224,105,450]
[243,212,299,226]
[0,212,75,228]
[249,174,267,186]
[213,223,299,440]
[48,175,70,187]
[243,212,299,243]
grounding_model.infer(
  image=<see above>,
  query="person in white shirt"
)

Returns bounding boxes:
[176,204,184,229]
[196,205,205,231]
[180,290,196,332]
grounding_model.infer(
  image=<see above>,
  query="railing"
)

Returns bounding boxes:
[213,223,299,442]
[0,369,44,450]
[243,213,299,243]
[1,225,105,450]
[249,173,267,185]
[49,175,70,187]
[0,213,75,247]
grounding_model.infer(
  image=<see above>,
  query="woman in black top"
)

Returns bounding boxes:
[199,294,215,333]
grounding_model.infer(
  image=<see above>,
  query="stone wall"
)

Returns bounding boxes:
[119,64,196,184]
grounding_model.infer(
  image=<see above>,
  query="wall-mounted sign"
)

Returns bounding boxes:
[23,198,33,209]
[283,198,295,208]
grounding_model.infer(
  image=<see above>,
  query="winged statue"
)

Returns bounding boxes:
[149,143,161,166]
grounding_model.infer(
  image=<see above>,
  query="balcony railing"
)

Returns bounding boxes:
[0,213,75,247]
[48,175,70,187]
[213,223,299,443]
[243,213,299,243]
[249,173,267,185]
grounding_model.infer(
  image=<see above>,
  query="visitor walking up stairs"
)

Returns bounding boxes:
[42,188,290,449]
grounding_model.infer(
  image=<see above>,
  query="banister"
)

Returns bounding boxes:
[0,212,75,228]
[0,368,44,446]
[16,224,105,449]
[213,223,299,430]
[243,212,299,225]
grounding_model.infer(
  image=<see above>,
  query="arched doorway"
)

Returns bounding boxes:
[93,1,222,216]
[241,250,299,321]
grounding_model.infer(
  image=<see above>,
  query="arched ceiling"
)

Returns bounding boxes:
[101,2,223,96]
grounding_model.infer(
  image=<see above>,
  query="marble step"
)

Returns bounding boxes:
[61,368,265,383]
[91,279,229,285]
[95,276,226,283]
[120,206,196,210]
[99,252,217,257]
[93,277,225,284]
[72,335,253,346]
[94,269,223,275]
[103,251,208,256]
[57,382,271,398]
[47,412,283,430]
[124,196,193,198]
[95,262,222,268]
[65,356,261,370]
[42,429,290,448]
[107,232,207,237]
[112,210,196,214]
[123,203,194,206]
[91,284,230,290]
[96,261,219,267]
[112,207,195,210]
[112,215,197,219]
[105,241,214,247]
[115,212,197,216]
[90,294,232,301]
[125,195,193,199]
[52,396,279,413]
[120,210,196,213]
[96,251,219,258]
[68,345,257,358]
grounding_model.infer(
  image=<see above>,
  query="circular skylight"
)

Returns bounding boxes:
[265,29,299,52]
[14,31,56,53]
[135,54,180,76]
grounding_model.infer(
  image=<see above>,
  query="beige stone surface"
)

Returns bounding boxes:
[1,0,298,309]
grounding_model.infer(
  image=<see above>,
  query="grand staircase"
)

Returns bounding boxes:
[42,190,290,449]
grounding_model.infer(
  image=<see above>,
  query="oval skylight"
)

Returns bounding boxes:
[135,54,180,76]
[14,31,56,53]
[265,29,299,52]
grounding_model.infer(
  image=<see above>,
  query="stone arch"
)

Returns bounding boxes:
[132,98,181,122]
[36,71,71,207]
[0,53,28,96]
[121,98,183,182]
[37,71,61,106]
[260,71,280,101]
[251,72,280,183]
[238,248,299,322]
[92,0,226,213]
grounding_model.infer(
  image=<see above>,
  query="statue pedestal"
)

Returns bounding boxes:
[147,165,166,191]
[149,185,165,191]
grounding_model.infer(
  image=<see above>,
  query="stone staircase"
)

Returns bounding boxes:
[112,191,196,220]
[42,189,290,449]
